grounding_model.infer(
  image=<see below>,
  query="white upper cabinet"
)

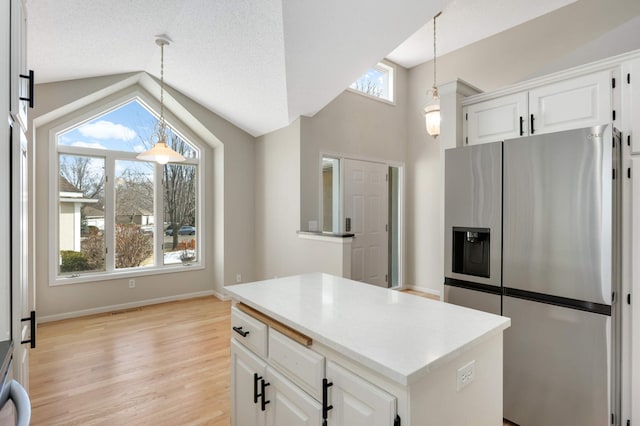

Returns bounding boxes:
[622,58,640,154]
[528,71,611,136]
[10,0,29,131]
[463,70,612,145]
[464,92,528,145]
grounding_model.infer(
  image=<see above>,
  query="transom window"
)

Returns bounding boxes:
[54,98,202,282]
[349,62,395,103]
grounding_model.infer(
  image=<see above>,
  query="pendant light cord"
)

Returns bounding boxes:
[432,11,441,99]
[159,41,166,139]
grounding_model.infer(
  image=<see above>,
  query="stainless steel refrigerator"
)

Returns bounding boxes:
[444,125,621,426]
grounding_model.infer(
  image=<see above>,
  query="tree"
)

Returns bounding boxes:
[59,155,105,200]
[115,168,154,224]
[164,134,197,249]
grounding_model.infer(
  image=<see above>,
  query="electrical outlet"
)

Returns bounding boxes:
[129,279,136,289]
[456,360,475,391]
[236,273,242,283]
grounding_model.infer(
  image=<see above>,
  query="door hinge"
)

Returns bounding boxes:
[612,292,616,303]
[612,77,616,89]
[628,293,632,305]
[613,169,616,180]
[613,110,616,121]
[629,134,632,146]
[629,168,632,179]
[628,73,631,84]
[394,414,401,426]
[465,136,468,145]
[385,274,388,283]
[612,413,614,425]
[465,113,468,121]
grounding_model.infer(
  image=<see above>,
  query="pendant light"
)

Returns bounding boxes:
[137,37,185,165]
[424,12,442,138]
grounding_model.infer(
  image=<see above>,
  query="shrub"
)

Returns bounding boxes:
[60,250,89,272]
[115,224,153,268]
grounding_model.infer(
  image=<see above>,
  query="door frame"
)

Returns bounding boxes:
[318,152,405,288]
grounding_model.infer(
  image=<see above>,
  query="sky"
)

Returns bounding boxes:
[58,99,196,158]
[58,100,155,152]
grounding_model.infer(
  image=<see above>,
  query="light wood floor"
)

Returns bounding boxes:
[30,297,232,425]
[30,292,514,426]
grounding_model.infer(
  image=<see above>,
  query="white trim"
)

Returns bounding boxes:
[47,88,205,284]
[37,290,218,323]
[402,285,441,300]
[52,263,204,286]
[347,61,396,105]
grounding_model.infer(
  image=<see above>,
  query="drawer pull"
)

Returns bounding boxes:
[260,379,271,411]
[253,373,262,404]
[233,326,250,337]
[322,378,333,423]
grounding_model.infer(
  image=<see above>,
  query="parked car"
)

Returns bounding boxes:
[165,225,196,236]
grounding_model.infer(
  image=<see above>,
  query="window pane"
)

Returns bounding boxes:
[163,164,198,265]
[349,63,393,102]
[58,154,105,274]
[115,160,155,269]
[57,100,198,159]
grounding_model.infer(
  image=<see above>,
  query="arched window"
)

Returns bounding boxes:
[54,98,202,281]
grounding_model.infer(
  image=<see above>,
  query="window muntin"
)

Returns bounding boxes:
[349,62,395,103]
[55,98,202,281]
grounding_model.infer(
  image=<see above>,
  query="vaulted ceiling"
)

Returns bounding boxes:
[28,0,603,137]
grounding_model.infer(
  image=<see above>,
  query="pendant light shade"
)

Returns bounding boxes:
[136,139,185,165]
[424,12,442,138]
[424,102,441,138]
[137,37,185,164]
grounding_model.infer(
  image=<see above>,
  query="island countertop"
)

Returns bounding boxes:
[225,273,510,386]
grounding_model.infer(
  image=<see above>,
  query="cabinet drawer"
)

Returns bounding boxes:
[268,329,325,399]
[231,306,267,358]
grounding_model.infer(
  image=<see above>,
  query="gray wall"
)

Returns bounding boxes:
[32,73,256,319]
[299,61,408,230]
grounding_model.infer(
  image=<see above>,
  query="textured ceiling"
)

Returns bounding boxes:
[27,0,584,137]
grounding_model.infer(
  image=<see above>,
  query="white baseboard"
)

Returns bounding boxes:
[403,285,442,300]
[38,290,218,323]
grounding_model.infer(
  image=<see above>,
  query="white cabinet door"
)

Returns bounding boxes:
[622,58,640,154]
[528,71,611,135]
[231,340,267,426]
[265,367,322,426]
[631,158,640,425]
[464,92,528,145]
[10,0,29,131]
[0,0,11,345]
[326,361,396,426]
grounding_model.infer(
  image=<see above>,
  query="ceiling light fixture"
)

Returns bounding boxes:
[137,36,185,165]
[424,11,442,138]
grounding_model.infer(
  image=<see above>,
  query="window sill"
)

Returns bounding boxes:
[345,88,396,106]
[51,263,205,286]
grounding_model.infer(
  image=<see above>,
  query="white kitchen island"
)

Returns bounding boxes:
[226,273,510,426]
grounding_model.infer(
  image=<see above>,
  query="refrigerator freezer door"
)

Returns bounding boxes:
[503,296,610,426]
[444,285,501,315]
[503,126,612,304]
[444,142,502,287]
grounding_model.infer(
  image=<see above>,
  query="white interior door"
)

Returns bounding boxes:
[343,159,388,287]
